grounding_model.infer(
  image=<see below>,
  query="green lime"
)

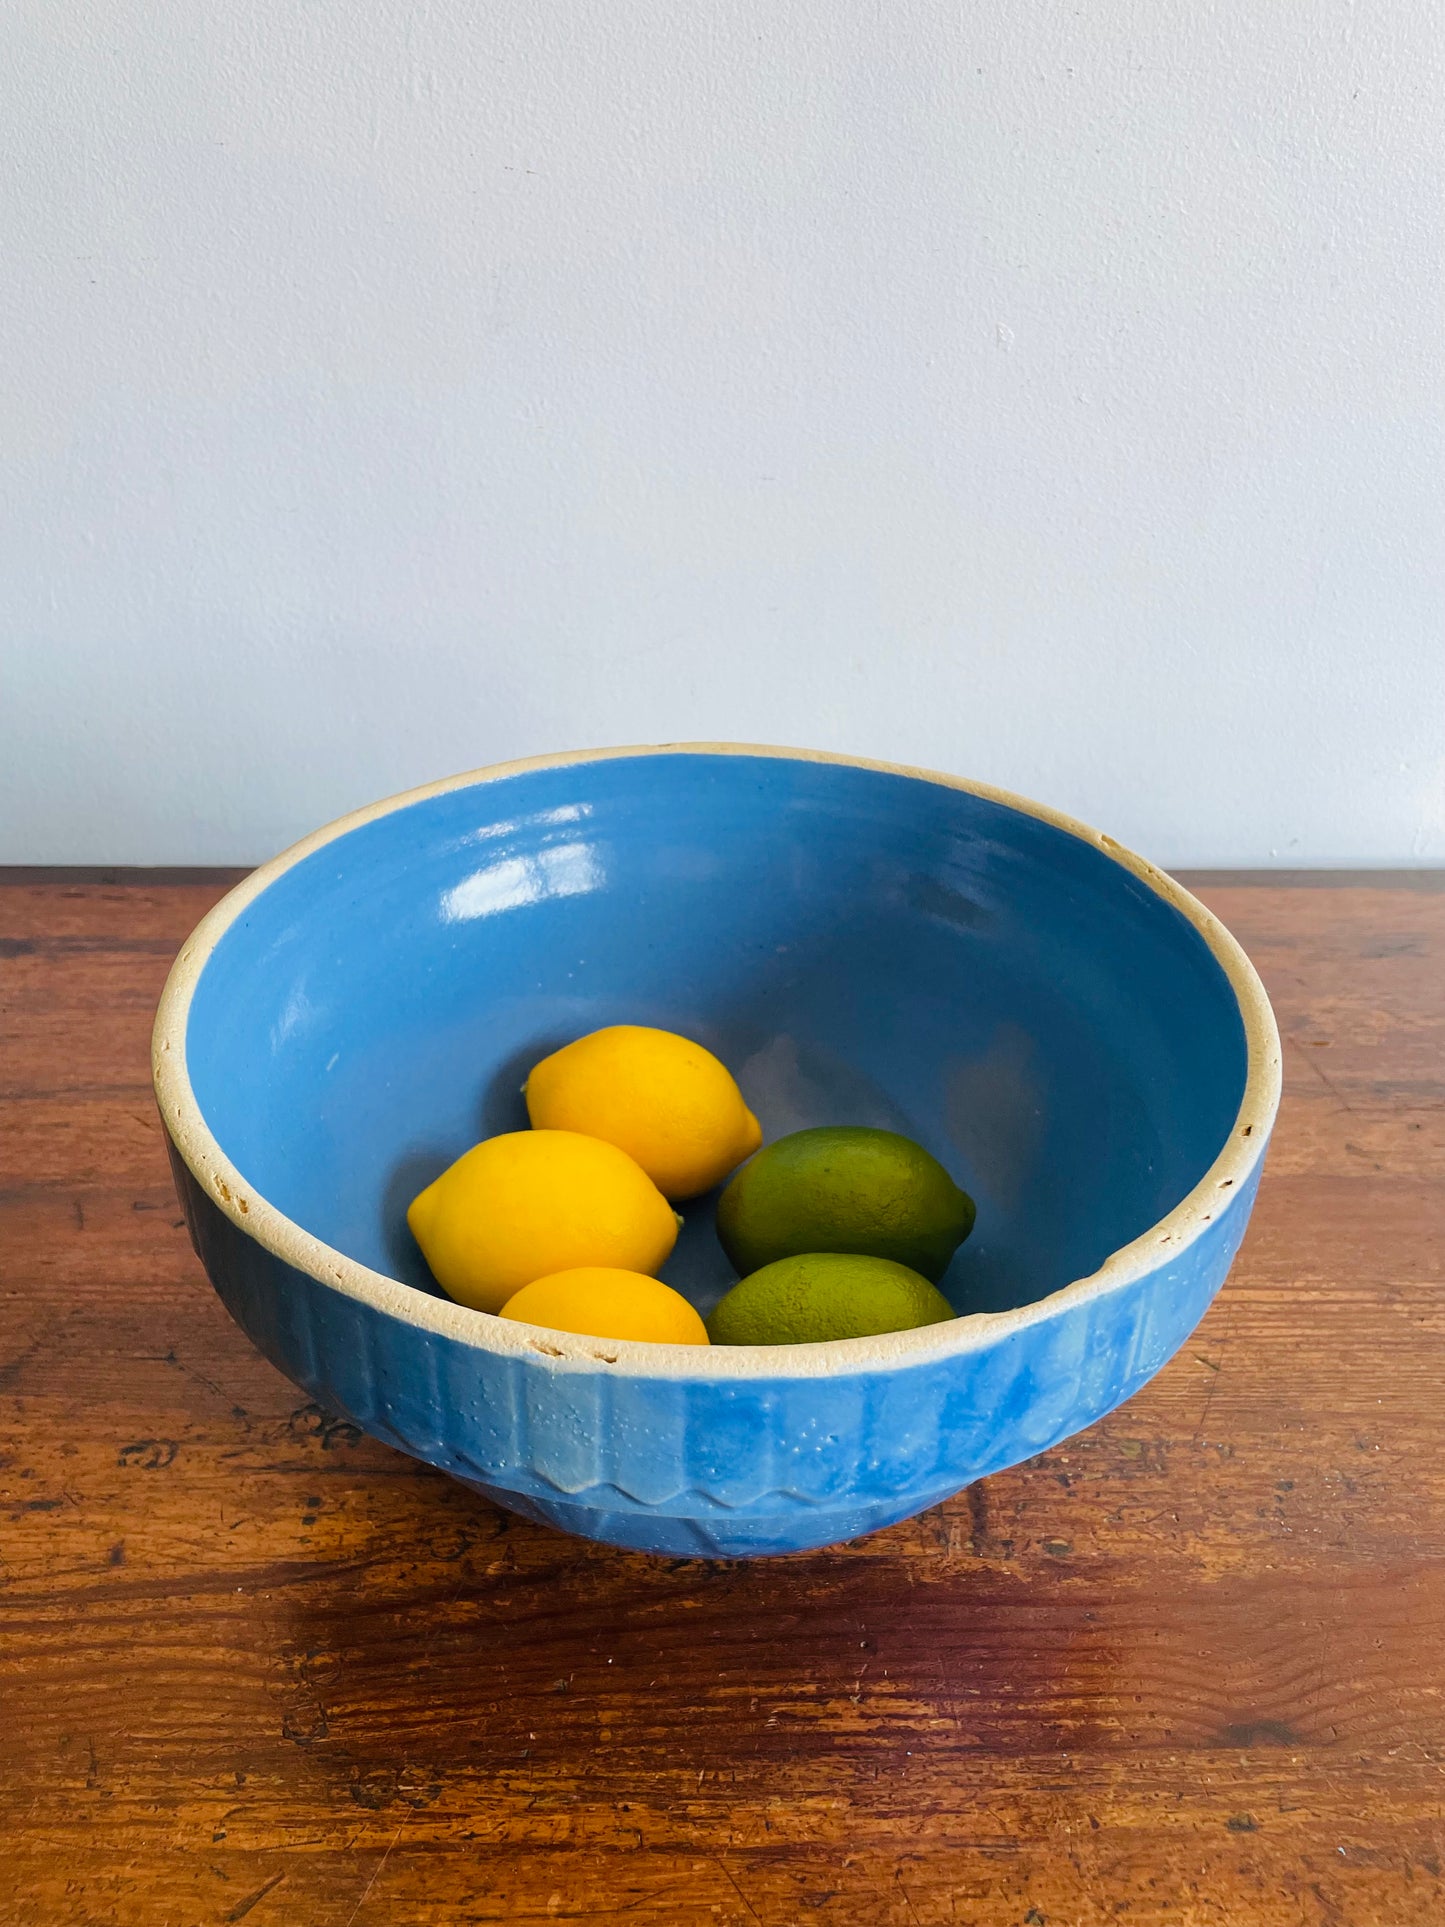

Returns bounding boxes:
[715,1125,975,1282]
[707,1252,955,1346]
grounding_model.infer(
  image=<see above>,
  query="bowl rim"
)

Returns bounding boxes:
[153,743,1281,1381]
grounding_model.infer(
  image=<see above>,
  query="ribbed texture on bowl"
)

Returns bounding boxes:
[171,1139,1260,1557]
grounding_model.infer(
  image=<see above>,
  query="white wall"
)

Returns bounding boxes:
[2,1,1441,866]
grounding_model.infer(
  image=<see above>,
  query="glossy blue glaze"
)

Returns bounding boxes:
[159,750,1275,1557]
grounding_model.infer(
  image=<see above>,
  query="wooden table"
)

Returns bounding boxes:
[3,870,1443,1927]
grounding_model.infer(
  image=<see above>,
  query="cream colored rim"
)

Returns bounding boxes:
[153,744,1281,1380]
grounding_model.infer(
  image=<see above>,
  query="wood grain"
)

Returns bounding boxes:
[2,869,1443,1927]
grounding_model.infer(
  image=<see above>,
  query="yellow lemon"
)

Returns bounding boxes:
[524,1024,763,1199]
[406,1130,679,1314]
[500,1267,709,1345]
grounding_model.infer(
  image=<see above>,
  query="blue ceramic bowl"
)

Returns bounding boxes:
[154,747,1279,1557]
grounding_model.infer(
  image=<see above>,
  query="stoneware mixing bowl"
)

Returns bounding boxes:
[154,746,1280,1557]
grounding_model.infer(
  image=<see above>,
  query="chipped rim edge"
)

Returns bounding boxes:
[152,742,1281,1383]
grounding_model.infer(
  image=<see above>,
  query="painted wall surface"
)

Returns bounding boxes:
[3,1,1441,864]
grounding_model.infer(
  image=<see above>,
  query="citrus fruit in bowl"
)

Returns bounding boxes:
[707,1254,955,1347]
[716,1126,975,1281]
[405,1129,680,1313]
[524,1024,761,1199]
[153,746,1279,1558]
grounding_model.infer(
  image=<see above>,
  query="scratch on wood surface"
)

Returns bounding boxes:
[934,1643,964,1733]
[1192,1300,1237,1447]
[712,1854,762,1923]
[224,1872,286,1923]
[1289,1030,1356,1113]
[343,1825,408,1927]
[894,1868,924,1925]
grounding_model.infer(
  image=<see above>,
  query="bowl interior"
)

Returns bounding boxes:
[184,753,1248,1320]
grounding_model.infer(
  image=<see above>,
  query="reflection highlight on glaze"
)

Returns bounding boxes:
[271,981,319,1050]
[440,841,604,921]
[463,804,592,847]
